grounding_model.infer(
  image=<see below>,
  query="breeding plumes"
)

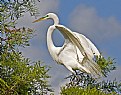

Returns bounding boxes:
[33,13,103,77]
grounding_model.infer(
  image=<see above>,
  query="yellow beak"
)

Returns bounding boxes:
[32,16,47,23]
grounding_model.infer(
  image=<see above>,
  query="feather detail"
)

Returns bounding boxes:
[56,25,103,77]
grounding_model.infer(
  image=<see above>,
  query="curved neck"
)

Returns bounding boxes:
[50,14,59,25]
[47,25,56,57]
[47,13,60,60]
[53,17,59,25]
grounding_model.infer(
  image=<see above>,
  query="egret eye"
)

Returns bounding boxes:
[46,15,49,17]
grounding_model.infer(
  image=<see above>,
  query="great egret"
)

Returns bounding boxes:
[33,13,103,77]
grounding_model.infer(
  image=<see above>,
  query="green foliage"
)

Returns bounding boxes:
[96,56,116,77]
[0,51,52,95]
[60,56,121,95]
[61,86,117,95]
[3,27,33,47]
[0,0,39,19]
[0,0,52,95]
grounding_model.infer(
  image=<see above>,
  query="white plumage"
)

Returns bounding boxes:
[33,13,103,77]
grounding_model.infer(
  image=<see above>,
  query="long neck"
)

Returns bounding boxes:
[47,14,59,47]
[47,25,57,59]
[50,14,59,25]
[53,16,59,25]
[47,13,60,60]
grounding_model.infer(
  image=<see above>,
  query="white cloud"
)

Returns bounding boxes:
[69,5,121,42]
[36,0,59,16]
[17,0,59,27]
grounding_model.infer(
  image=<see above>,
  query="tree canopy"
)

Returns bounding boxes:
[0,0,52,95]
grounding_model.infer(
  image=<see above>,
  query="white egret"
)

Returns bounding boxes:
[33,13,103,77]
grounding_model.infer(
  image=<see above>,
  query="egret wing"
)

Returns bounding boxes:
[73,32,100,56]
[73,32,100,58]
[56,25,86,56]
[56,25,103,77]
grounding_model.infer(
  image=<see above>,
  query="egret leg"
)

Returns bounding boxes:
[64,66,77,79]
[65,66,79,80]
[64,66,80,84]
[64,65,75,74]
[73,70,81,84]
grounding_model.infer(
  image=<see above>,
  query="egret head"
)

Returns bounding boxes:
[33,13,59,25]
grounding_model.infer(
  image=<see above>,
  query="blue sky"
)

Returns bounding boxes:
[17,0,121,94]
[59,0,121,62]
